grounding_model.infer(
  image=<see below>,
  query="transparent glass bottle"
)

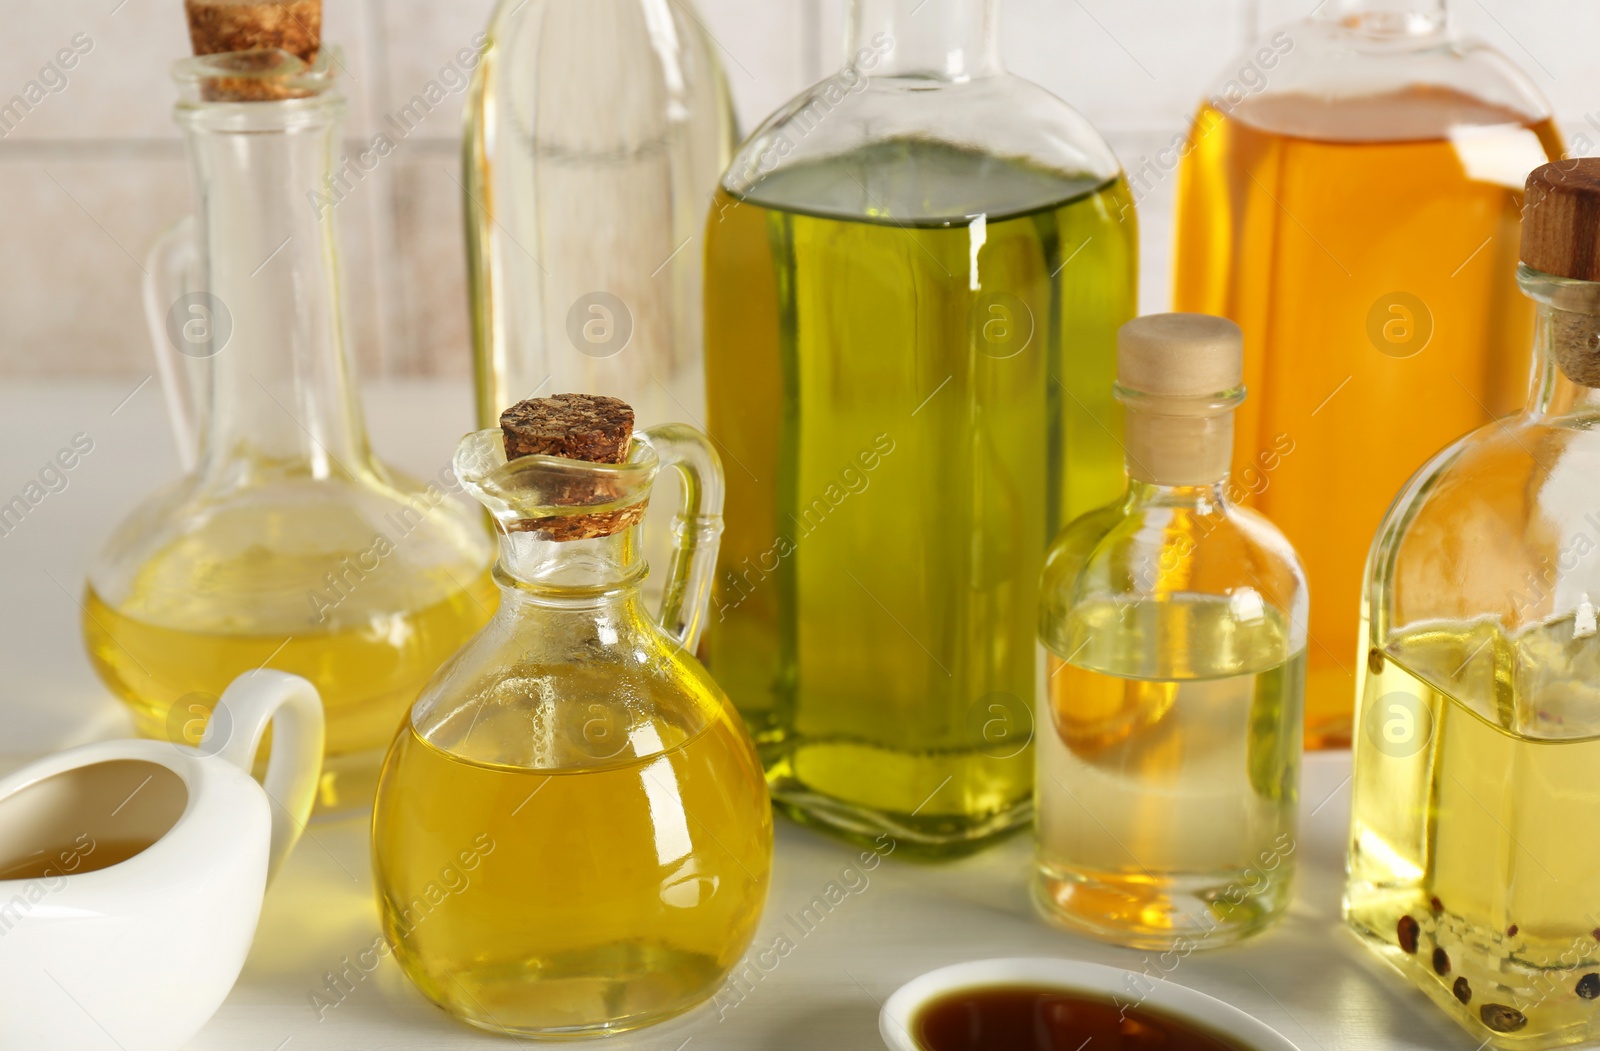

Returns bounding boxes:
[82,50,496,814]
[1346,160,1600,1049]
[1036,314,1307,950]
[464,0,735,430]
[1170,0,1561,749]
[702,0,1138,857]
[372,418,771,1037]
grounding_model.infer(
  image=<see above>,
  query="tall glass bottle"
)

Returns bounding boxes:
[702,0,1138,857]
[464,0,735,429]
[1346,159,1600,1049]
[373,404,771,1036]
[1170,0,1561,748]
[83,49,495,813]
[1035,314,1307,949]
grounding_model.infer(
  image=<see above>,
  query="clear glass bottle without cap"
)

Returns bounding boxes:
[372,397,771,1037]
[82,48,495,814]
[702,0,1138,858]
[1346,159,1600,1050]
[464,0,734,430]
[1171,0,1562,750]
[1036,313,1307,950]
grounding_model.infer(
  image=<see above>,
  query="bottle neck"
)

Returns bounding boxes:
[1125,477,1232,515]
[180,93,371,482]
[1312,0,1448,36]
[847,0,1002,80]
[1521,267,1600,419]
[1122,401,1237,488]
[494,523,648,603]
[1531,304,1600,418]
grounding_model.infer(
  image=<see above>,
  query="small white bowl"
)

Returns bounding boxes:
[879,957,1301,1051]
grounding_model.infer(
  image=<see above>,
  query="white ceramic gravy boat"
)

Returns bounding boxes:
[0,670,323,1051]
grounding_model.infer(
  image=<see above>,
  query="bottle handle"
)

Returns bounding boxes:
[141,216,205,471]
[644,424,725,654]
[201,671,326,884]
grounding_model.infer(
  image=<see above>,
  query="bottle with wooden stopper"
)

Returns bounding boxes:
[81,1,495,815]
[1035,312,1308,951]
[1346,159,1600,1049]
[371,395,771,1037]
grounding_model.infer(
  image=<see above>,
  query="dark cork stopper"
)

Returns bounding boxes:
[499,394,640,541]
[185,0,322,101]
[1523,160,1600,387]
[500,394,634,464]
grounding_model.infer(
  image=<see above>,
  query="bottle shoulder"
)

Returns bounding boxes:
[1040,491,1309,658]
[408,602,742,774]
[1370,412,1600,635]
[723,72,1124,222]
[87,467,492,625]
[1206,20,1551,141]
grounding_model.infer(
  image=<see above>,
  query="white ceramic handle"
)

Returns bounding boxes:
[201,671,325,883]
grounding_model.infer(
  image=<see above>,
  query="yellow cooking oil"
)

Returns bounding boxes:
[371,664,772,1037]
[702,139,1138,856]
[82,498,496,812]
[1346,616,1600,1047]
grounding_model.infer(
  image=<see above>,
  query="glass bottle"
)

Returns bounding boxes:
[464,0,735,430]
[1036,314,1307,950]
[1346,159,1600,1049]
[702,0,1138,857]
[1170,0,1562,749]
[82,49,496,813]
[372,413,771,1037]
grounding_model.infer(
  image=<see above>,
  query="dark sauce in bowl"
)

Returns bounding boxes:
[913,984,1257,1051]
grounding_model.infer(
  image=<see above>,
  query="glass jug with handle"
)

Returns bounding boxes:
[371,416,772,1037]
[82,48,495,815]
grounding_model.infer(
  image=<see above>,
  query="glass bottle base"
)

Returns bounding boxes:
[1031,862,1290,951]
[768,779,1030,862]
[1346,899,1600,1050]
[397,942,730,1039]
[760,734,1032,859]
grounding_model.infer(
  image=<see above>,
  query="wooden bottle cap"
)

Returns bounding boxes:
[1523,160,1600,282]
[1116,313,1243,486]
[499,394,640,541]
[1117,312,1243,397]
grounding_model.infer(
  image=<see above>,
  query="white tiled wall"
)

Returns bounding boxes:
[1,0,1595,377]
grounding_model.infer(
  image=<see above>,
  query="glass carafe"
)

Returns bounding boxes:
[1171,0,1562,749]
[702,0,1138,857]
[372,421,771,1037]
[464,0,734,429]
[82,49,495,813]
[1035,313,1307,950]
[1346,160,1600,1049]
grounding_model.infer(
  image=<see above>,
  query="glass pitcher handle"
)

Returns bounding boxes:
[644,423,725,654]
[141,216,205,471]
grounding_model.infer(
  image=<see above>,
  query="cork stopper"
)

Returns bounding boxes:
[1116,313,1244,486]
[1523,160,1600,387]
[185,0,322,101]
[499,394,641,541]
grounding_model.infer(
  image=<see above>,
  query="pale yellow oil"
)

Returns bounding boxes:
[1036,595,1302,950]
[82,498,496,812]
[1347,617,1600,1048]
[371,666,772,1037]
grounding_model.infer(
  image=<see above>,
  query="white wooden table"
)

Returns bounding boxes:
[0,380,1478,1049]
